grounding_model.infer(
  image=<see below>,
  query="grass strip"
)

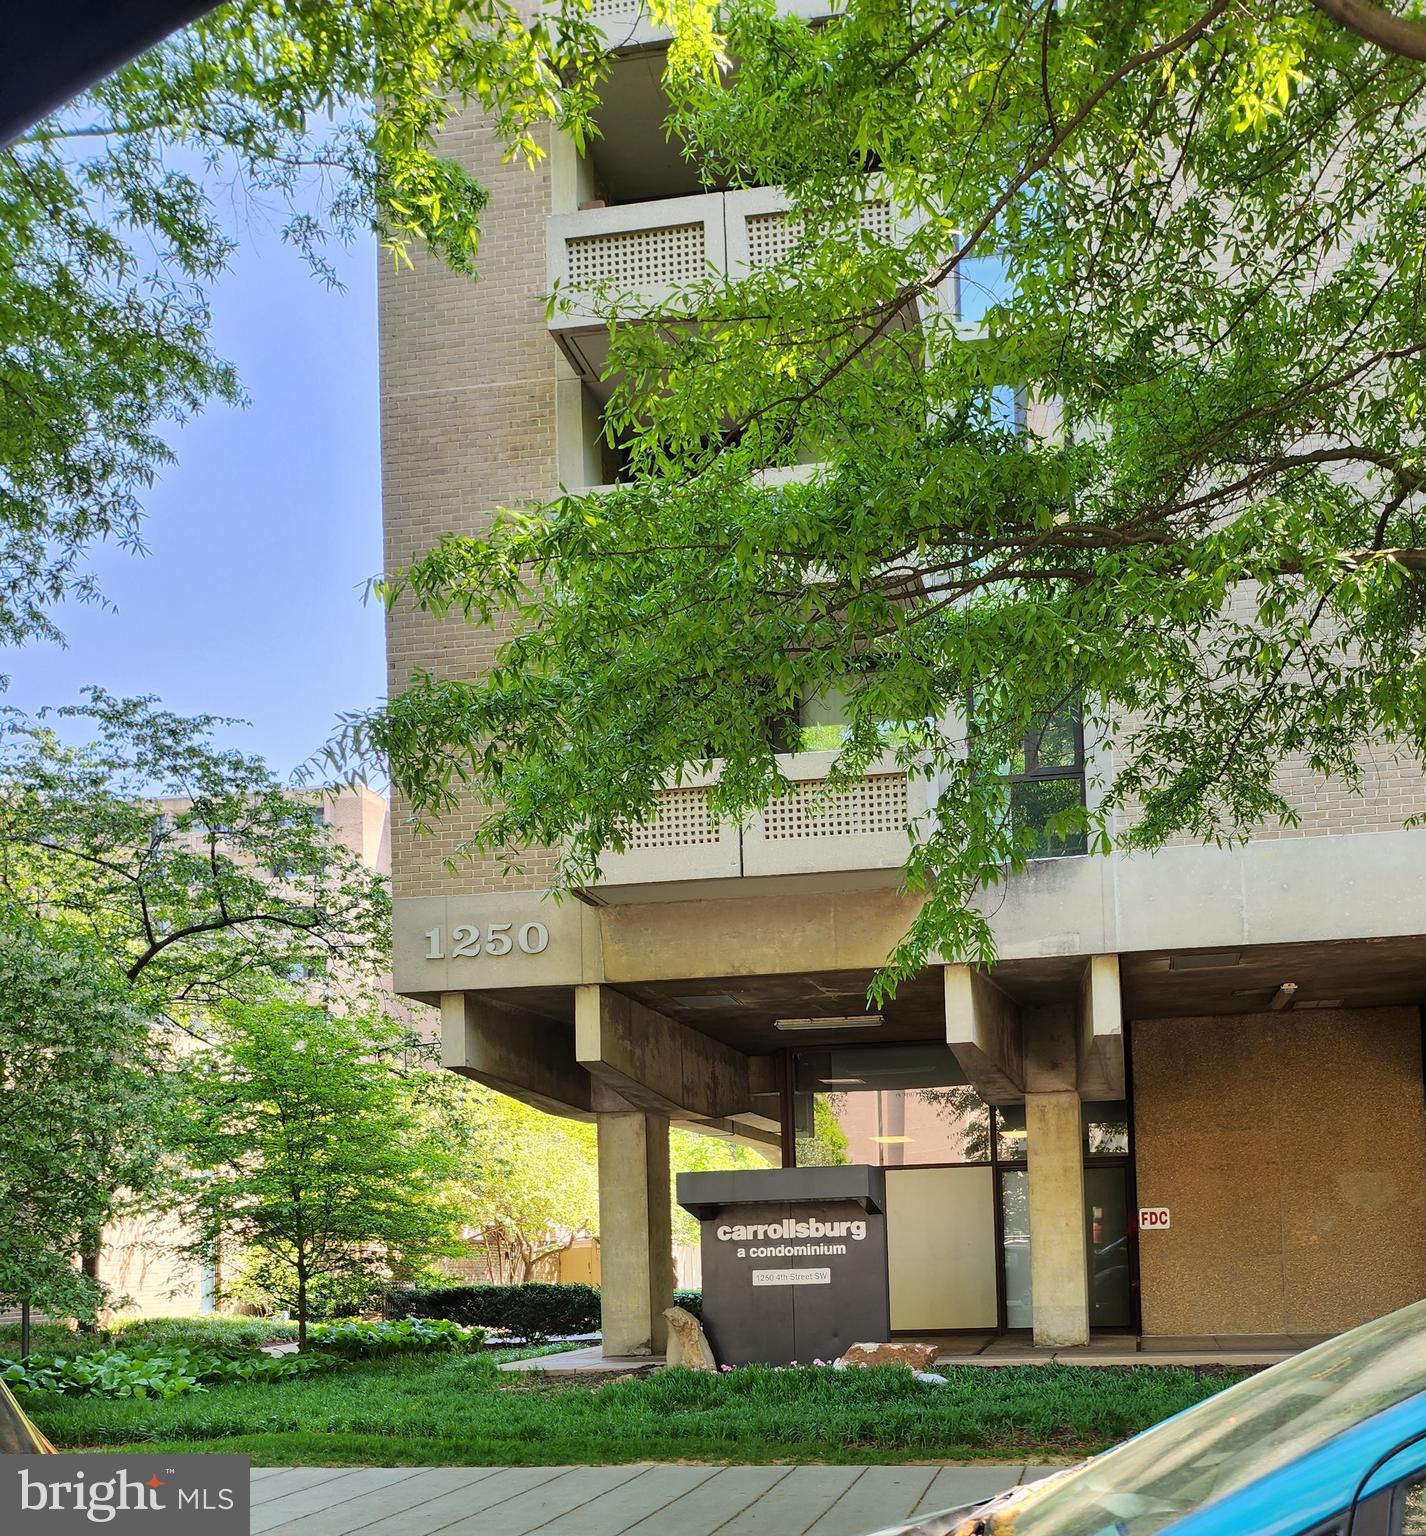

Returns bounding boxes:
[33,1355,1244,1466]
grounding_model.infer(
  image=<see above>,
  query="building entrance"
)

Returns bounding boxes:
[811,1074,1133,1335]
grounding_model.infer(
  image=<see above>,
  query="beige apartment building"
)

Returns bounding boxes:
[379,3,1426,1355]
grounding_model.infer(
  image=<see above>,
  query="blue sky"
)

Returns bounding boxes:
[4,211,385,782]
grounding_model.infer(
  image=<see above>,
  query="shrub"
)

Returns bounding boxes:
[387,1283,703,1336]
[308,1317,485,1358]
[0,1325,106,1361]
[109,1316,300,1352]
[388,1282,600,1338]
[230,1251,386,1321]
[0,1346,325,1401]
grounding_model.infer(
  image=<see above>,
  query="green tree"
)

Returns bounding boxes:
[0,927,170,1320]
[361,0,1426,992]
[793,1097,851,1170]
[175,998,462,1348]
[669,1129,771,1245]
[440,1083,601,1282]
[0,0,608,646]
[0,689,389,1019]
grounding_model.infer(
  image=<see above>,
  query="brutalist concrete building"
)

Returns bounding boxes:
[379,1,1426,1358]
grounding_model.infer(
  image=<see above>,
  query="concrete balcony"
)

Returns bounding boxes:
[548,188,917,382]
[591,750,929,900]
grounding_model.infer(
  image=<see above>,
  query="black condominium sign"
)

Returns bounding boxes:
[677,1167,890,1366]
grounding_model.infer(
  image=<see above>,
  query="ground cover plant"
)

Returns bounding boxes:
[1,1346,323,1401]
[3,1316,489,1403]
[34,1356,1245,1465]
[108,1316,300,1352]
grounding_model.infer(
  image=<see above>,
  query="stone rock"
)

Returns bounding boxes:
[914,1371,949,1385]
[662,1306,717,1371]
[834,1342,940,1372]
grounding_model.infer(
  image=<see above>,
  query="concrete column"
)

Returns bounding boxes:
[596,1110,673,1358]
[1027,1091,1089,1346]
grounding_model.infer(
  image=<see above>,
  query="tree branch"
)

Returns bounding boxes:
[1310,0,1426,60]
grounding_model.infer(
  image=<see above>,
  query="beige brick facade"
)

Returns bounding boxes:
[380,110,561,898]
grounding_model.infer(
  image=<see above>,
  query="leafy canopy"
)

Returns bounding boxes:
[0,689,390,1017]
[363,0,1426,989]
[174,997,463,1347]
[0,0,607,646]
[0,927,170,1319]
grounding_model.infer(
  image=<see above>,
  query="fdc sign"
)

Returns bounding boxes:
[1139,1207,1172,1230]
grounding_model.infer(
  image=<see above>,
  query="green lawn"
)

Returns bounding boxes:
[30,1355,1245,1466]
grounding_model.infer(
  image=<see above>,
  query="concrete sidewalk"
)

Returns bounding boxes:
[248,1463,1059,1536]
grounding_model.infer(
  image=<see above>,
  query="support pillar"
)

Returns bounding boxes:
[1025,1007,1089,1348]
[596,1110,673,1358]
[1026,1091,1089,1346]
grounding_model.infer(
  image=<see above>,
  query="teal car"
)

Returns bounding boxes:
[879,1298,1426,1536]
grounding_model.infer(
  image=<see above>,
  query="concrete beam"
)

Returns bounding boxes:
[672,1115,783,1156]
[944,965,1024,1103]
[440,992,592,1118]
[1077,955,1124,1100]
[575,983,751,1120]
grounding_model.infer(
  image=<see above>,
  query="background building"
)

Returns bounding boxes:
[93,785,398,1320]
[380,1,1426,1355]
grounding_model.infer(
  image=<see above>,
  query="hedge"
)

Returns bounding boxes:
[387,1283,702,1337]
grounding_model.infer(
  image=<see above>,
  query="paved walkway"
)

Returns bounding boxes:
[248,1463,1057,1536]
[499,1331,1323,1375]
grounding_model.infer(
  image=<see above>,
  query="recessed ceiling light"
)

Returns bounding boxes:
[1000,1127,1028,1139]
[1169,950,1243,971]
[774,1015,883,1032]
[820,1077,867,1085]
[871,1135,913,1144]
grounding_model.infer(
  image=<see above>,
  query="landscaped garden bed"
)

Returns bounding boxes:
[28,1353,1246,1467]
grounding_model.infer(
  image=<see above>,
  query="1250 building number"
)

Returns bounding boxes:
[423,922,550,960]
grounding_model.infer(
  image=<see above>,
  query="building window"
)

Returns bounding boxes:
[1007,704,1087,858]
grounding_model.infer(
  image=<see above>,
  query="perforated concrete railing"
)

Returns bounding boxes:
[587,0,640,15]
[761,772,909,840]
[742,200,896,269]
[619,772,909,849]
[565,221,708,291]
[617,786,721,849]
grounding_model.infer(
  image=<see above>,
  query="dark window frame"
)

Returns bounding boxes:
[1006,703,1088,859]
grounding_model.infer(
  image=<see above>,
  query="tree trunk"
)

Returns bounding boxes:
[296,1266,307,1352]
[78,1230,101,1331]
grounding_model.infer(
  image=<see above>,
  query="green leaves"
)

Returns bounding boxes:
[0,928,168,1321]
[172,998,465,1345]
[0,0,607,645]
[362,0,1426,989]
[0,689,391,1012]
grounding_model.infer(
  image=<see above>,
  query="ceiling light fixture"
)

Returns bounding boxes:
[871,1135,913,1144]
[819,1077,867,1086]
[1269,982,1299,1011]
[773,1015,884,1032]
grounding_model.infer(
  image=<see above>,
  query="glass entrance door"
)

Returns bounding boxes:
[999,1168,1032,1328]
[1086,1165,1133,1329]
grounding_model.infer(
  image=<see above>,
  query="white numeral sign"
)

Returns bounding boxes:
[424,922,549,960]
